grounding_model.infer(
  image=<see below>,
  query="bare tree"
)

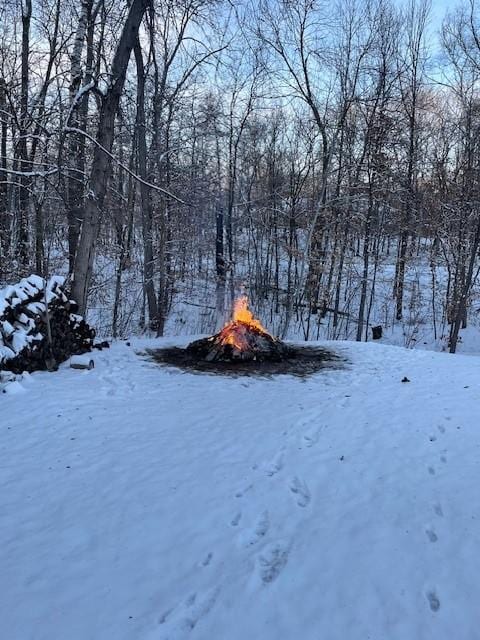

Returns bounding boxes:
[71,0,151,314]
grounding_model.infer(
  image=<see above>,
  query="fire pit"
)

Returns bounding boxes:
[147,296,344,378]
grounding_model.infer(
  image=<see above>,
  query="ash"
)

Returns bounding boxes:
[146,344,345,378]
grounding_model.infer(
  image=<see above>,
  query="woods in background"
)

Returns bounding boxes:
[2,0,480,353]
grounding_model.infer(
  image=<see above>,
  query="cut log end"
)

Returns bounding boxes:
[70,355,95,370]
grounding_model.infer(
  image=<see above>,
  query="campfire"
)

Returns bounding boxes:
[149,296,343,376]
[187,295,291,362]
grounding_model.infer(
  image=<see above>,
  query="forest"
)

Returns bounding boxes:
[1,0,480,353]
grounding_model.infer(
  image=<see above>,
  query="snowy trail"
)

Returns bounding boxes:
[2,339,480,639]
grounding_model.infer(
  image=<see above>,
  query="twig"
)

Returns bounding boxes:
[64,126,186,204]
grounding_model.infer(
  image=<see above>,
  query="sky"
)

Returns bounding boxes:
[395,0,456,55]
[429,0,453,28]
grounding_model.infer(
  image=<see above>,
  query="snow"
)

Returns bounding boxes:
[2,338,480,639]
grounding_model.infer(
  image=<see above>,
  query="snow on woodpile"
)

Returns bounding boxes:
[0,275,95,374]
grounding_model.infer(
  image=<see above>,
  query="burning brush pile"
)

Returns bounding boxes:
[187,296,292,362]
[149,295,342,377]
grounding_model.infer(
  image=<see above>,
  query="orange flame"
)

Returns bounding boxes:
[218,295,272,351]
[231,295,268,332]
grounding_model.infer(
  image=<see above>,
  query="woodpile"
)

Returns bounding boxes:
[0,274,95,374]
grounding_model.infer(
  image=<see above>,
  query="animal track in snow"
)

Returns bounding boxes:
[201,552,213,567]
[426,590,440,612]
[301,425,322,448]
[289,476,311,507]
[230,512,242,527]
[438,425,446,434]
[256,540,290,584]
[157,587,220,636]
[238,510,270,547]
[428,466,435,475]
[425,528,438,543]
[99,377,116,397]
[264,451,284,477]
[235,483,253,498]
[99,369,135,397]
[440,455,447,464]
[434,503,444,518]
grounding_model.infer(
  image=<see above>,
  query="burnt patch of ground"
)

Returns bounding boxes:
[146,344,346,378]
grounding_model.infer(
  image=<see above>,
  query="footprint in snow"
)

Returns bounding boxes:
[157,587,220,635]
[235,483,253,498]
[425,528,438,543]
[99,378,116,397]
[289,476,311,507]
[428,466,436,475]
[256,540,290,585]
[301,425,322,449]
[230,512,242,527]
[100,368,136,396]
[264,451,284,477]
[434,504,444,518]
[426,590,441,612]
[238,510,269,547]
[440,455,447,464]
[200,552,213,567]
[438,425,446,434]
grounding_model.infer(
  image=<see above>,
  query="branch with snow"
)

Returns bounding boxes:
[64,126,187,204]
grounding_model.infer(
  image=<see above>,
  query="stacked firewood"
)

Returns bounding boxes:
[0,274,95,374]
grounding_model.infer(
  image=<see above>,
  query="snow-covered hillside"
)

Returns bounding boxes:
[2,339,480,639]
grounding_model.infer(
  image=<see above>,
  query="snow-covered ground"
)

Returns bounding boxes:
[2,338,480,639]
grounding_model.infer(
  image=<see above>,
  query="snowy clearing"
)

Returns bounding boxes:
[2,339,480,639]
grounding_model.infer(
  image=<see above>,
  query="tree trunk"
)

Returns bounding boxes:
[71,0,151,314]
[17,0,32,273]
[449,218,480,353]
[66,0,91,273]
[0,79,8,279]
[215,205,226,328]
[134,37,158,331]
